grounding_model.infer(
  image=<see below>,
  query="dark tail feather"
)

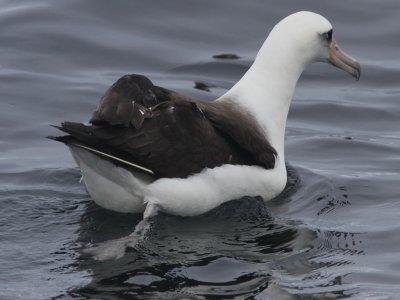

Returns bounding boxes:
[57,122,98,143]
[47,135,76,144]
[48,123,155,176]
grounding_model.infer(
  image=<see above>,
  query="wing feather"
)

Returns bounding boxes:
[52,74,277,178]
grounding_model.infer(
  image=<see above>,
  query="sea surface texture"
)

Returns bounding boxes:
[0,1,399,299]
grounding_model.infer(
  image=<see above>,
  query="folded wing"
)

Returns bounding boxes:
[52,74,277,178]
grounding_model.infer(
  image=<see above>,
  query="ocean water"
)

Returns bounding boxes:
[0,0,399,299]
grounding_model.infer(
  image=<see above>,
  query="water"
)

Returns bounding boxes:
[0,0,399,299]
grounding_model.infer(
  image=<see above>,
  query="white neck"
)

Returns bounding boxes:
[218,31,310,166]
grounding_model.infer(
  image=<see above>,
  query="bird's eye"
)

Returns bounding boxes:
[323,29,333,41]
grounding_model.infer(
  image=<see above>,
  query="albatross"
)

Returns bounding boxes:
[51,11,360,219]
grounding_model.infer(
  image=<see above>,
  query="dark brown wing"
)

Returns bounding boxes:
[53,74,277,178]
[90,74,188,127]
[56,101,256,178]
[198,100,277,169]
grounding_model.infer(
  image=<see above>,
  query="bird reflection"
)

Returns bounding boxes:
[69,166,363,299]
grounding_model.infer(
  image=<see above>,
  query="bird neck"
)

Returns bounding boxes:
[220,36,308,166]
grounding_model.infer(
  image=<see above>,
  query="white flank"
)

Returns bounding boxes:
[69,145,154,213]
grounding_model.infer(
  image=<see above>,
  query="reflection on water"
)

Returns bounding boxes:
[61,167,361,299]
[0,0,399,299]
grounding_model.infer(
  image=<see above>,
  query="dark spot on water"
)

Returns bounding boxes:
[213,53,241,59]
[194,81,212,92]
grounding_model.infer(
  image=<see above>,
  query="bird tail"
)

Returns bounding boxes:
[48,122,155,176]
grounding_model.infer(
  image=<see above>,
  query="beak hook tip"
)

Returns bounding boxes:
[354,68,361,81]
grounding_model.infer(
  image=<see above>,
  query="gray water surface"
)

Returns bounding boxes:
[1,0,399,299]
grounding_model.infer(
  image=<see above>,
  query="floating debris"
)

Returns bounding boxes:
[212,53,240,59]
[194,81,212,92]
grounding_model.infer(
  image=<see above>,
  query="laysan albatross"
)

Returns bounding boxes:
[51,11,360,219]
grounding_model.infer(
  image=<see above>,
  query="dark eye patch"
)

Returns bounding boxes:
[324,29,333,41]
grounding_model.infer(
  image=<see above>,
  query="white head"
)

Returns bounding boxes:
[254,11,360,79]
[226,11,361,169]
